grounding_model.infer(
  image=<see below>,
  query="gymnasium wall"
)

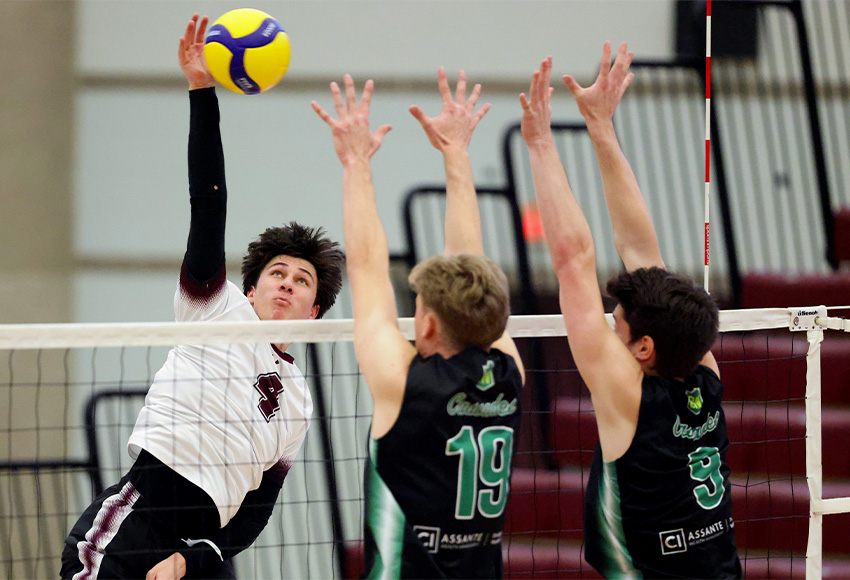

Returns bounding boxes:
[72,0,673,324]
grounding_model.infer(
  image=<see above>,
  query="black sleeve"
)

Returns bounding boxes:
[178,464,287,574]
[183,87,227,289]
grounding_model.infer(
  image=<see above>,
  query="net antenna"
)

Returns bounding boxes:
[704,0,712,291]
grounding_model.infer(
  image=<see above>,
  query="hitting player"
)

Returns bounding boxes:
[61,14,344,580]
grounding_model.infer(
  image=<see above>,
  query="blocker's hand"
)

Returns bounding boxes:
[178,13,215,90]
[146,552,186,580]
[312,75,392,166]
[409,68,490,154]
[519,56,556,148]
[563,41,634,127]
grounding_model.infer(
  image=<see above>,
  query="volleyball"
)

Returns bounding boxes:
[204,8,291,95]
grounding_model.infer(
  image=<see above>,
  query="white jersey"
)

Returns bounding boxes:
[128,279,312,527]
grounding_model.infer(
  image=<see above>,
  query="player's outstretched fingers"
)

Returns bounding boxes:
[563,74,582,98]
[455,69,467,103]
[472,101,490,126]
[195,15,208,43]
[311,101,334,126]
[360,79,375,111]
[468,83,482,109]
[599,40,612,78]
[330,81,345,117]
[409,105,427,126]
[437,67,451,104]
[344,74,356,111]
[374,124,393,147]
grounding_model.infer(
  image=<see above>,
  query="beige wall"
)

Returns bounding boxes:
[0,3,75,575]
[0,0,74,324]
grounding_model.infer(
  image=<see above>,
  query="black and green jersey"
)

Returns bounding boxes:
[363,347,523,579]
[584,365,741,579]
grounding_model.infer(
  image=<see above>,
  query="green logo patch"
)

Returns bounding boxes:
[477,360,495,391]
[685,387,703,415]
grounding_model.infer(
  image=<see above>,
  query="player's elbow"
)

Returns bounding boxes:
[548,234,596,278]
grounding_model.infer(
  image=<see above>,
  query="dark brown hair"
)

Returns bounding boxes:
[241,222,344,319]
[606,267,718,378]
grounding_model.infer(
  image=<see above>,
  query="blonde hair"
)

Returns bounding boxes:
[408,254,510,349]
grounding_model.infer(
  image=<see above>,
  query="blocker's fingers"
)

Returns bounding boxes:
[455,70,467,103]
[311,101,334,125]
[563,74,582,97]
[472,101,490,124]
[409,105,428,125]
[468,83,482,109]
[360,79,375,110]
[599,41,612,79]
[344,74,356,111]
[437,67,452,104]
[375,124,393,142]
[330,81,345,116]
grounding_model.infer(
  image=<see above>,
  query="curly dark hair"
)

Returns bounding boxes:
[241,222,344,319]
[606,267,718,378]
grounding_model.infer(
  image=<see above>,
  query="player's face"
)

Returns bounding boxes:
[247,255,320,321]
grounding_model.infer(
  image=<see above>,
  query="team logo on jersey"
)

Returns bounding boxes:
[254,372,285,422]
[477,360,495,391]
[685,387,703,415]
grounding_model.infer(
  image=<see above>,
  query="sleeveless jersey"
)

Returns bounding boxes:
[363,347,523,579]
[128,278,312,527]
[584,365,741,579]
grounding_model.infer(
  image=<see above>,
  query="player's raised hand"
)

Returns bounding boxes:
[520,56,556,147]
[178,13,215,90]
[410,68,490,153]
[563,41,634,126]
[312,75,392,166]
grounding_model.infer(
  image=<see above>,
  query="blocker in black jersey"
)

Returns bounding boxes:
[315,69,526,579]
[584,366,741,579]
[520,44,740,580]
[365,348,523,579]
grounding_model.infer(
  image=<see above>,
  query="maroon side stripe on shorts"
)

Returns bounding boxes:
[73,481,141,580]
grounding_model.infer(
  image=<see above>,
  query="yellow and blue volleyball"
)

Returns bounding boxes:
[204,9,290,95]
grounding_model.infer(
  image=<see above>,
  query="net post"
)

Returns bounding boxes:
[804,327,824,580]
[790,306,827,580]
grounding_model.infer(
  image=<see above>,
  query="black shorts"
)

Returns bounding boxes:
[60,450,236,580]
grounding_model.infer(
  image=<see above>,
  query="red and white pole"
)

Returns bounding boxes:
[704,0,712,292]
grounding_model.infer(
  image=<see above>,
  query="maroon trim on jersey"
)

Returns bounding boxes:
[271,344,294,364]
[266,459,292,485]
[179,262,227,307]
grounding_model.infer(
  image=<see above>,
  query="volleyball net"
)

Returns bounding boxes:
[2,307,849,579]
